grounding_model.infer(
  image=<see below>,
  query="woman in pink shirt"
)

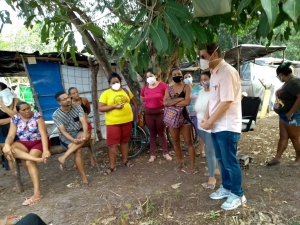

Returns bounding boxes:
[141,69,172,163]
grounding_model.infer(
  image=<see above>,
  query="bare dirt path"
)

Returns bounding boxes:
[0,114,300,225]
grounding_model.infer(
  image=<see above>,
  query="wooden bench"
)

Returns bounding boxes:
[14,136,101,193]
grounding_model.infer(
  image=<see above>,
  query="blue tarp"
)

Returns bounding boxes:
[26,61,64,121]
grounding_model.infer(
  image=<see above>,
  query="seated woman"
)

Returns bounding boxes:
[2,102,51,206]
[0,82,20,172]
[164,67,196,173]
[68,87,96,167]
[98,73,138,175]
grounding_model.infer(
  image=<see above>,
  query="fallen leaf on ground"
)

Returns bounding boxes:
[171,183,182,189]
[125,203,131,209]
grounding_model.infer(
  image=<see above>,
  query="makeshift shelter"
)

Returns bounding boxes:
[0,51,143,139]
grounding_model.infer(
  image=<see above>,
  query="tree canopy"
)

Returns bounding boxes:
[2,0,300,86]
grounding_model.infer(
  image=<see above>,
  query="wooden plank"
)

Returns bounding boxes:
[260,89,271,119]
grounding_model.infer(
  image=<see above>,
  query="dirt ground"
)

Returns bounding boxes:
[1,113,300,225]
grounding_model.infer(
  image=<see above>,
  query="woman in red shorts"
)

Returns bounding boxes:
[3,102,51,206]
[68,87,96,166]
[99,73,139,175]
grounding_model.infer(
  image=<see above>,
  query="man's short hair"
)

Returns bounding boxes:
[55,91,66,101]
[205,42,221,57]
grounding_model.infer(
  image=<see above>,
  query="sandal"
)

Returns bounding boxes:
[202,182,216,190]
[103,167,116,176]
[266,159,280,166]
[81,182,92,188]
[148,156,156,163]
[124,161,134,168]
[22,196,42,206]
[163,154,172,161]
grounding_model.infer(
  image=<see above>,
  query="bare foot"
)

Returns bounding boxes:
[163,154,172,161]
[148,155,156,163]
[58,157,66,171]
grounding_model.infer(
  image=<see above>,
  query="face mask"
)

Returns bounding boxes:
[201,81,210,88]
[0,88,13,106]
[199,46,220,70]
[173,76,183,83]
[147,77,156,85]
[111,83,121,90]
[277,75,282,82]
[183,77,193,85]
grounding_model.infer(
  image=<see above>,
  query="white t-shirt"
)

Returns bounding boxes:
[194,89,210,133]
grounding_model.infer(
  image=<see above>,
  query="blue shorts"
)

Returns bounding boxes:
[279,108,300,126]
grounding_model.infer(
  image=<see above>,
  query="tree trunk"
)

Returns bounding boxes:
[121,62,142,108]
[88,58,103,141]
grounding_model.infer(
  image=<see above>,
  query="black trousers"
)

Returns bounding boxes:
[16,213,47,225]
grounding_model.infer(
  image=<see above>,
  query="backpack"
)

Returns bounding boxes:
[163,86,185,128]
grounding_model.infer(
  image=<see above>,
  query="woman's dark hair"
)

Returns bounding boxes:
[201,70,211,78]
[108,72,122,84]
[68,87,77,94]
[276,62,292,76]
[16,101,29,112]
[145,68,155,76]
[0,82,8,91]
[170,67,181,75]
[205,42,221,57]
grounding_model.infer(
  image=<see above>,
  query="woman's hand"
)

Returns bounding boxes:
[2,144,14,161]
[42,150,51,163]
[286,111,294,120]
[114,103,125,109]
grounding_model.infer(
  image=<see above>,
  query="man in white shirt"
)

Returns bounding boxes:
[200,43,246,210]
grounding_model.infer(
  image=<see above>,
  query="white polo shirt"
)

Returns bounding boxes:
[209,60,242,133]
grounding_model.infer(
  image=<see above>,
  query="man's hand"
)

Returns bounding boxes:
[3,144,14,161]
[286,111,294,120]
[114,103,124,109]
[72,138,82,144]
[200,119,213,130]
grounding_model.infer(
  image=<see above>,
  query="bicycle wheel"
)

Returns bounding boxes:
[166,122,198,150]
[128,126,148,159]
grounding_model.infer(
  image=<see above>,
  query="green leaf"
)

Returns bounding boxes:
[284,26,292,40]
[150,25,168,52]
[81,24,103,37]
[41,22,49,43]
[261,0,279,29]
[166,36,175,55]
[153,17,163,30]
[23,15,35,28]
[130,31,142,49]
[274,4,289,28]
[70,46,78,66]
[282,0,300,23]
[237,0,252,14]
[129,62,138,81]
[135,9,147,25]
[191,22,207,43]
[293,22,300,31]
[208,15,221,28]
[163,11,181,36]
[164,2,190,19]
[180,23,193,48]
[259,10,270,38]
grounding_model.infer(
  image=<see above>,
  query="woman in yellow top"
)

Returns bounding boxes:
[99,73,138,175]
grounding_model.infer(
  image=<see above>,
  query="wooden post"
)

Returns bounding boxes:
[258,78,271,119]
[237,45,241,74]
[88,58,103,141]
[14,160,23,193]
[21,56,43,115]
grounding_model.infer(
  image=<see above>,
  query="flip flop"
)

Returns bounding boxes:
[59,162,66,171]
[124,160,134,168]
[266,159,280,166]
[22,196,42,206]
[202,182,216,190]
[103,167,116,176]
[81,182,92,188]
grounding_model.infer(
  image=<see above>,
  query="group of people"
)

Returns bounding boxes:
[1,42,300,212]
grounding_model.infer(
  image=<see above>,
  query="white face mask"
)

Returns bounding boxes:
[183,77,193,85]
[199,46,220,70]
[147,77,156,85]
[111,83,121,91]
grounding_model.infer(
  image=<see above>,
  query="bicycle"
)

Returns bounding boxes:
[127,122,149,160]
[166,119,198,150]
